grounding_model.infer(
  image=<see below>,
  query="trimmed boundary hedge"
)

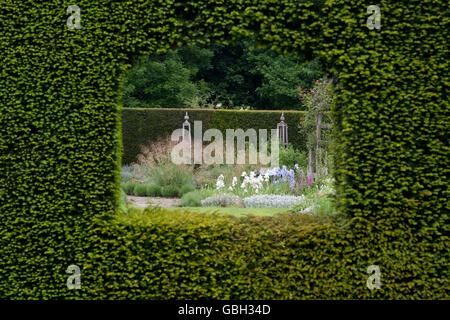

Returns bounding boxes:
[122,108,305,164]
[84,208,447,299]
[1,1,448,299]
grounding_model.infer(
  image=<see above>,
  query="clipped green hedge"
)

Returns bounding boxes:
[0,0,448,299]
[122,108,306,164]
[84,208,447,299]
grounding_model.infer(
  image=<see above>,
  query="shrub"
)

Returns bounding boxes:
[133,184,149,196]
[136,135,179,170]
[146,184,162,197]
[130,136,196,188]
[243,195,305,209]
[121,181,138,195]
[279,146,308,169]
[161,185,180,197]
[181,191,202,207]
[179,184,195,196]
[150,164,194,189]
[202,193,241,207]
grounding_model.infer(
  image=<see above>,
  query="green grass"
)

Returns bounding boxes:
[164,206,289,217]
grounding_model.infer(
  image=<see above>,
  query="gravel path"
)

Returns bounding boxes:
[127,196,181,209]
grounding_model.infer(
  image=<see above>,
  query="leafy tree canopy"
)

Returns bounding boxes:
[122,39,324,110]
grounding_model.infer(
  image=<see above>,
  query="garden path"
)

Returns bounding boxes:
[127,196,181,208]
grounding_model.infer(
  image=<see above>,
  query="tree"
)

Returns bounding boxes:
[246,47,323,109]
[122,53,198,108]
[298,78,334,173]
[122,39,325,110]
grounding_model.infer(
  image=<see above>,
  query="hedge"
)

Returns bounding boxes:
[122,108,306,164]
[84,208,447,299]
[0,0,448,299]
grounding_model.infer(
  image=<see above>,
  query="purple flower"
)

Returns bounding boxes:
[306,173,314,186]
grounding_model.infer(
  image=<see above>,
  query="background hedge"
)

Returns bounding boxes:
[0,0,448,299]
[122,108,306,164]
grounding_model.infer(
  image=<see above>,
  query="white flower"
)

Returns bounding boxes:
[216,174,225,190]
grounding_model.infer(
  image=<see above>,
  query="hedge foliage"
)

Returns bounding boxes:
[0,0,448,299]
[122,108,306,164]
[83,208,447,299]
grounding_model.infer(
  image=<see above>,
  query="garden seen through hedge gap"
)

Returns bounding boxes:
[0,0,447,299]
